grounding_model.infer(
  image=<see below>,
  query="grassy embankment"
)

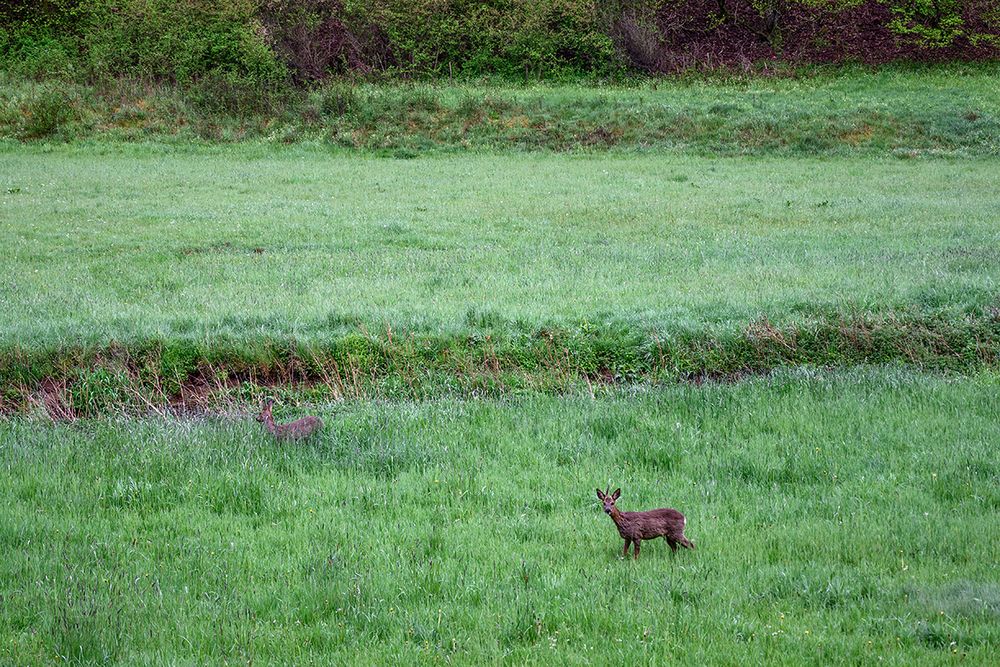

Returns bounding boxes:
[1,67,998,154]
[1,371,998,663]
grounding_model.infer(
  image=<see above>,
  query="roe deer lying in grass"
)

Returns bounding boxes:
[256,398,323,440]
[596,486,694,560]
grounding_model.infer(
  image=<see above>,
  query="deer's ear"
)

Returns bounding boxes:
[611,488,621,500]
[596,488,605,500]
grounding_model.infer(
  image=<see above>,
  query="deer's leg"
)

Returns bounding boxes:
[633,540,641,560]
[666,537,678,553]
[622,539,631,559]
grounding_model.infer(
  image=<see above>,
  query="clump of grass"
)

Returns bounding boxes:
[67,366,132,417]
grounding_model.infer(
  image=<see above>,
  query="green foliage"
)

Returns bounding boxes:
[157,342,200,395]
[68,366,131,417]
[2,310,998,412]
[0,80,87,139]
[2,0,997,83]
[0,0,627,82]
[887,0,968,47]
[0,28,77,79]
[1,0,290,96]
[27,91,71,139]
[346,0,620,78]
[79,0,286,83]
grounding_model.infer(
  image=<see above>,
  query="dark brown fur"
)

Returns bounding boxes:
[256,398,323,440]
[597,486,695,560]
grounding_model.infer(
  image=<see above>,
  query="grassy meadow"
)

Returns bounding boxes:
[2,69,999,664]
[2,370,998,664]
[2,147,998,346]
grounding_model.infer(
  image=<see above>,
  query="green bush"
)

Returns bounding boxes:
[14,84,78,139]
[158,342,200,395]
[1,1,288,84]
[887,0,966,47]
[886,0,998,48]
[80,0,287,83]
[0,28,77,79]
[348,0,620,78]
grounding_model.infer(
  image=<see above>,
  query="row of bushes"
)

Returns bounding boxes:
[2,1,998,84]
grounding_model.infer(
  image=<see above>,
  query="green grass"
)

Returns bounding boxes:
[2,70,999,664]
[2,146,998,346]
[3,144,997,409]
[1,370,998,663]
[1,66,998,154]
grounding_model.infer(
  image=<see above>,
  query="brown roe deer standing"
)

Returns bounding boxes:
[596,487,694,560]
[256,398,323,440]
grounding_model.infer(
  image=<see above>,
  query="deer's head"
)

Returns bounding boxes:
[256,398,275,422]
[596,486,621,515]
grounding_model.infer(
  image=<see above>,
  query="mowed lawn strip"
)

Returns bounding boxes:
[2,148,998,347]
[1,370,998,663]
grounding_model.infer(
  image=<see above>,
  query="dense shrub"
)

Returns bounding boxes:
[0,81,84,139]
[606,0,999,72]
[0,0,997,83]
[353,0,619,78]
[259,0,391,80]
[887,0,1000,49]
[82,0,286,84]
[1,0,288,84]
[0,28,77,79]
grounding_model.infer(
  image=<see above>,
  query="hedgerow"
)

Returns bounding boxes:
[1,1,996,85]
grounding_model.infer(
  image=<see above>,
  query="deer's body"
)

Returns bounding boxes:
[257,399,323,440]
[597,487,694,560]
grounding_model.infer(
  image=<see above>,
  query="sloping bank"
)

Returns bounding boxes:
[1,309,997,417]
